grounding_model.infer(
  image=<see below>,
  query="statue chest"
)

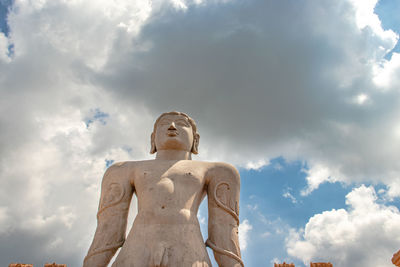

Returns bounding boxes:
[134,166,206,206]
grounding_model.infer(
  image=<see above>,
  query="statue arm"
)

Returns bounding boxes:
[207,163,243,267]
[83,163,134,267]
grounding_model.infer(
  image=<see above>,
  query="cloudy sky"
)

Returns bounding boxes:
[1,0,400,266]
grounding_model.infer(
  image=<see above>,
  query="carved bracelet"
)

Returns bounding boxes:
[206,239,244,267]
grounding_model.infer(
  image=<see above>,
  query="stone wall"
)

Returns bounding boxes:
[9,264,66,267]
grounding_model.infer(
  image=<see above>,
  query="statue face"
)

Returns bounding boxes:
[154,114,194,152]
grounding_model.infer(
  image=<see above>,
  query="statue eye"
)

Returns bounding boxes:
[176,121,189,127]
[159,120,171,126]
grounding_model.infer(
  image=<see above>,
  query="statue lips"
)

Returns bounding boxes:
[167,130,178,137]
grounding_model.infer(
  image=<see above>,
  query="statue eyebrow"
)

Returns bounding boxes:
[158,118,172,123]
[159,118,189,124]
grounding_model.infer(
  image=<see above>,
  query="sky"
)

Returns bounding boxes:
[1,0,400,266]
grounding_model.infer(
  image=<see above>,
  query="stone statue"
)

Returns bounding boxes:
[83,111,243,267]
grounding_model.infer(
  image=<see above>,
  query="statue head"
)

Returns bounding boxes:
[150,111,200,155]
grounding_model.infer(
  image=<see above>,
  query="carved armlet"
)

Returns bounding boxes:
[97,182,126,218]
[206,181,244,267]
[85,182,128,263]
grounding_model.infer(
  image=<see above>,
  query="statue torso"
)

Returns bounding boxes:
[132,159,209,225]
[113,159,212,267]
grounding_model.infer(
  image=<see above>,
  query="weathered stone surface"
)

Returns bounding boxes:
[310,263,333,267]
[274,262,295,267]
[84,111,242,267]
[8,264,33,267]
[393,249,400,266]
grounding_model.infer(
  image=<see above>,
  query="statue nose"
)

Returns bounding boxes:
[168,122,177,130]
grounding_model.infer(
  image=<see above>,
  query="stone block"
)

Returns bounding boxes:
[392,249,400,266]
[274,262,295,267]
[310,263,333,267]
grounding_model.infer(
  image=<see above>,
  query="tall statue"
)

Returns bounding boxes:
[83,111,243,267]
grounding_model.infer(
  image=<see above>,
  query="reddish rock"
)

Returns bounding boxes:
[392,249,400,266]
[310,263,333,267]
[274,262,295,267]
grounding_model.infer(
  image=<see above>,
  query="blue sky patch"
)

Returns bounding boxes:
[84,108,110,128]
[375,0,400,57]
[237,158,352,265]
[197,157,354,266]
[240,158,350,228]
[0,0,12,37]
[105,159,114,168]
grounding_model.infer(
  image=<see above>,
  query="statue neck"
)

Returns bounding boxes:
[155,150,192,160]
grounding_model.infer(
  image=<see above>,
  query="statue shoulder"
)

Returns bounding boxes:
[105,161,131,173]
[205,161,240,185]
[107,160,149,170]
[102,161,139,183]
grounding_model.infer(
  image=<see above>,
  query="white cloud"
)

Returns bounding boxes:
[286,185,400,266]
[239,219,252,251]
[282,190,297,204]
[261,231,271,238]
[1,0,400,265]
[301,164,341,196]
[353,93,370,105]
[0,86,147,264]
[0,32,11,62]
[0,207,10,234]
[246,204,258,211]
[350,0,398,44]
[387,181,400,200]
[373,52,400,88]
[245,159,270,170]
[7,0,152,69]
[197,208,207,225]
[89,0,400,195]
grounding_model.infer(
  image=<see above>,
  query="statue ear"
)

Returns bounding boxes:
[191,133,200,154]
[150,132,156,154]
